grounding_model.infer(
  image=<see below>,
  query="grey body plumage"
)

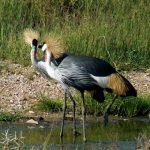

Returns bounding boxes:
[57,55,116,91]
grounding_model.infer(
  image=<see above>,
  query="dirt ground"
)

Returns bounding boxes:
[0,61,150,112]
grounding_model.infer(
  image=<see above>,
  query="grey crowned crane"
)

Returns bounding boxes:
[41,35,137,142]
[23,29,68,78]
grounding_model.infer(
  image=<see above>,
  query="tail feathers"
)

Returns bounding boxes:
[108,73,137,97]
[89,88,105,103]
[120,74,137,97]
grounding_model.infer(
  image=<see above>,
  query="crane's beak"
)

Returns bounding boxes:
[38,44,43,49]
[38,42,45,49]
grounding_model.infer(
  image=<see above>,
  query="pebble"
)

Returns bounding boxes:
[28,110,35,114]
[0,61,64,112]
[123,118,128,121]
[26,119,38,125]
[39,126,45,129]
[27,126,36,129]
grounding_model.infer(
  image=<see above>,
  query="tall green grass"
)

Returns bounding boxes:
[76,93,150,117]
[0,112,21,121]
[0,0,149,68]
[34,93,150,117]
[33,95,63,112]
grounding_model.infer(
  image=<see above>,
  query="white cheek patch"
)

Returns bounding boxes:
[90,74,109,88]
[42,44,48,51]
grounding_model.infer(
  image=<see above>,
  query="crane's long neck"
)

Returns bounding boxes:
[45,50,57,80]
[31,45,38,66]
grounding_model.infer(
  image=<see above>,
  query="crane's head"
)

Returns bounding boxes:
[41,43,59,66]
[41,43,53,57]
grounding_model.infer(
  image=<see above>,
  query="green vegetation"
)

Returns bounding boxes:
[35,93,150,117]
[105,94,150,117]
[0,94,149,122]
[76,93,150,117]
[34,95,63,112]
[0,112,21,121]
[0,0,149,69]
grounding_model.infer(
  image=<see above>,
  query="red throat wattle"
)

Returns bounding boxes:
[32,50,36,56]
[44,54,47,61]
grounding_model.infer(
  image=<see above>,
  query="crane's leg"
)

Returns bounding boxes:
[103,95,118,126]
[68,91,76,135]
[81,91,87,142]
[60,90,67,138]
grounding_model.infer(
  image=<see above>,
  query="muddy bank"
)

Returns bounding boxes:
[0,61,150,112]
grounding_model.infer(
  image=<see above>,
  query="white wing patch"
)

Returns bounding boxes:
[90,74,109,88]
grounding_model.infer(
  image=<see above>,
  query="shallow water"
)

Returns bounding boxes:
[0,117,150,149]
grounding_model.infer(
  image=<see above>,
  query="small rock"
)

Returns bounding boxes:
[27,126,35,129]
[123,118,128,121]
[26,119,38,125]
[39,126,45,129]
[28,110,35,114]
[10,100,13,103]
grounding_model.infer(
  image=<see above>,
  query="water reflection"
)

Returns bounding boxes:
[0,117,149,149]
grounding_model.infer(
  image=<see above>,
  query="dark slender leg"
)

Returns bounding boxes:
[103,95,118,126]
[68,91,76,135]
[81,91,87,142]
[60,90,67,138]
